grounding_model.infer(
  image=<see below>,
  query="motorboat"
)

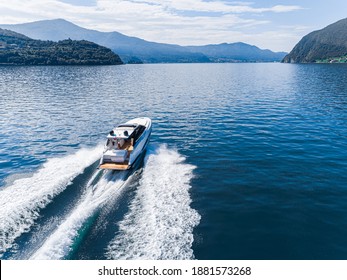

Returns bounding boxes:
[99,117,152,170]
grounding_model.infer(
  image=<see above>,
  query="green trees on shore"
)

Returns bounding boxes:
[282,18,347,63]
[0,29,123,65]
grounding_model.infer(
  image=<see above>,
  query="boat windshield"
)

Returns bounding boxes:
[105,123,145,150]
[113,125,137,139]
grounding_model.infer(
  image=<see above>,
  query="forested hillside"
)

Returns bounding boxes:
[0,28,123,65]
[282,18,347,63]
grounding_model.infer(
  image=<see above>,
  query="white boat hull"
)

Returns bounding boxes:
[99,117,151,170]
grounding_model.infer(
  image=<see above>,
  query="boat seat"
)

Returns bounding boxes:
[117,138,125,148]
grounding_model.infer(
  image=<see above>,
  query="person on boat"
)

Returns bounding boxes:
[106,139,114,149]
[117,138,125,149]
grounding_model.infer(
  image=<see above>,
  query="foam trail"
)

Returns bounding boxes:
[30,171,127,260]
[106,145,201,260]
[0,146,102,256]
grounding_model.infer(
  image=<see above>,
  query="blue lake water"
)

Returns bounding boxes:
[1,63,347,259]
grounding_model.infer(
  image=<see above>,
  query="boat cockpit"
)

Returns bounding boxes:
[105,123,146,151]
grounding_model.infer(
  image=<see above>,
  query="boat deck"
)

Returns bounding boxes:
[99,162,130,170]
[122,141,133,151]
[99,142,134,170]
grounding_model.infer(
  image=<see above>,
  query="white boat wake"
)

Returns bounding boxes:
[30,170,128,260]
[0,144,200,260]
[106,145,201,260]
[0,146,102,257]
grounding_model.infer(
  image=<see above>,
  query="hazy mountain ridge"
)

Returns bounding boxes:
[0,19,209,63]
[0,27,123,65]
[283,18,347,63]
[187,42,287,62]
[0,19,286,63]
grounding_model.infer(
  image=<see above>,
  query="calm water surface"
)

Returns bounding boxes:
[1,63,347,259]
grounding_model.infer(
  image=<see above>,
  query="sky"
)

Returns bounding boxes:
[0,0,346,52]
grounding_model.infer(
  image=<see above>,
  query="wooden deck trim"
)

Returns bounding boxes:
[120,141,133,151]
[99,162,130,170]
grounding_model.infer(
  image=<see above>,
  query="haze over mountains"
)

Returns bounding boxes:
[283,17,347,63]
[0,19,287,63]
[187,43,287,63]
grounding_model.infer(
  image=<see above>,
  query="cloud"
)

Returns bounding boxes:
[58,0,96,6]
[270,5,303,13]
[121,0,302,14]
[0,1,303,27]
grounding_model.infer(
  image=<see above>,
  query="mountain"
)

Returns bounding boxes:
[0,19,209,63]
[282,18,347,63]
[0,19,286,63]
[0,28,123,65]
[187,42,287,62]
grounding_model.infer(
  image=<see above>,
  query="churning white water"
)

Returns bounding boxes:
[0,146,102,256]
[106,145,200,260]
[30,169,129,260]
